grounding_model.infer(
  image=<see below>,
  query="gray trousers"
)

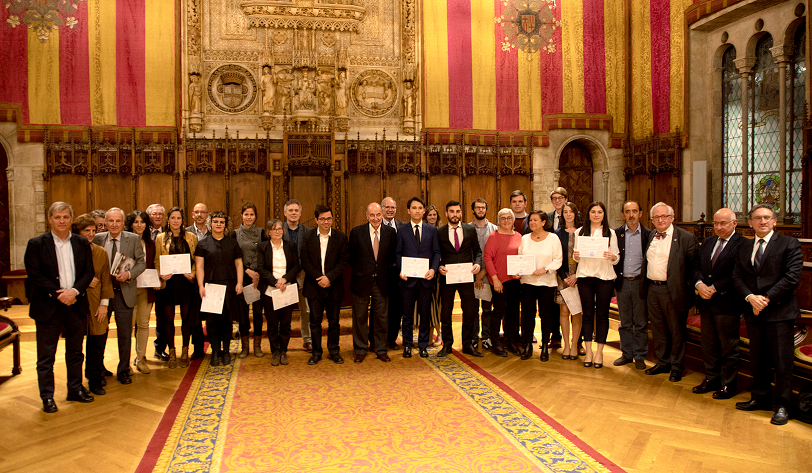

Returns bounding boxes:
[352,284,388,355]
[107,291,134,375]
[616,279,648,360]
[647,284,687,371]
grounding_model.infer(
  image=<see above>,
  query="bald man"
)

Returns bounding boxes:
[692,208,745,399]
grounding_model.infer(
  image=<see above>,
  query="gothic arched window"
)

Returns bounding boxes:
[787,24,805,223]
[722,46,742,212]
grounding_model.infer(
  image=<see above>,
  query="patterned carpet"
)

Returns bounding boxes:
[137,339,624,473]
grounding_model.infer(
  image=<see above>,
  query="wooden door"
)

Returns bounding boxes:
[558,141,593,215]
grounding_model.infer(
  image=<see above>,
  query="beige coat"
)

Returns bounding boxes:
[88,243,115,336]
[154,231,198,290]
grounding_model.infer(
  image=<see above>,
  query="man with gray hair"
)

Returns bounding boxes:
[146,204,166,240]
[146,203,168,360]
[640,202,698,383]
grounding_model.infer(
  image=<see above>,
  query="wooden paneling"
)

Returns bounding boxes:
[386,173,422,223]
[427,175,460,220]
[93,174,132,212]
[186,173,226,217]
[289,175,326,227]
[463,175,498,223]
[626,174,653,228]
[653,171,680,219]
[48,174,87,213]
[137,174,175,214]
[346,174,382,229]
[500,175,532,212]
[230,173,267,227]
[558,141,594,215]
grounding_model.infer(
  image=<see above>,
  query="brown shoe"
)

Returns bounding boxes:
[253,336,265,358]
[239,336,250,359]
[376,353,391,362]
[303,341,313,352]
[271,352,281,366]
[179,347,190,368]
[354,353,365,364]
[167,348,177,369]
[134,357,151,374]
[279,352,289,365]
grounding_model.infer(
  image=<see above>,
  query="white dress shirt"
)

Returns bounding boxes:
[52,232,78,295]
[750,230,774,265]
[573,226,620,280]
[271,241,287,279]
[646,224,673,281]
[448,224,464,246]
[318,229,331,275]
[369,224,381,245]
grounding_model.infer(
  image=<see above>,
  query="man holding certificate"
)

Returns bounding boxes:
[436,201,483,358]
[396,197,441,359]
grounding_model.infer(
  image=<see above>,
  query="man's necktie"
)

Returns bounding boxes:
[710,239,726,267]
[655,232,667,240]
[111,238,118,265]
[373,229,379,261]
[754,238,765,271]
[454,227,460,252]
[414,224,420,246]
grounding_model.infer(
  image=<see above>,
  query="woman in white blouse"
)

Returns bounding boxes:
[573,202,620,369]
[518,211,563,361]
[257,219,301,366]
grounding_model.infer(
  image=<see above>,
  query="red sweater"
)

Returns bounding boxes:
[483,231,522,283]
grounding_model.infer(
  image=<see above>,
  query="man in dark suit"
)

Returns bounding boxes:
[186,202,210,360]
[640,202,698,382]
[544,187,567,350]
[283,198,313,352]
[25,202,96,413]
[300,205,349,365]
[613,201,652,370]
[146,203,169,362]
[436,200,483,357]
[381,196,406,349]
[349,203,396,363]
[396,197,441,358]
[733,204,802,425]
[692,208,745,399]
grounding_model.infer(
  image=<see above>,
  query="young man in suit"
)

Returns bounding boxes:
[396,197,441,358]
[733,204,803,425]
[692,208,745,399]
[283,199,313,352]
[613,201,652,370]
[25,202,96,413]
[349,203,397,363]
[544,187,568,350]
[381,196,406,349]
[640,202,698,382]
[300,205,349,365]
[437,200,483,357]
[93,208,146,385]
[470,199,497,349]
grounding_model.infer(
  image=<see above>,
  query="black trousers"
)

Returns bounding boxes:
[647,284,688,371]
[205,288,235,355]
[401,284,432,349]
[700,307,741,387]
[386,267,403,346]
[579,277,614,345]
[189,291,206,353]
[521,285,556,345]
[490,279,521,346]
[745,316,794,408]
[440,280,478,348]
[153,299,166,354]
[85,333,107,387]
[35,304,85,399]
[353,284,388,355]
[237,297,264,338]
[263,295,294,353]
[309,295,341,355]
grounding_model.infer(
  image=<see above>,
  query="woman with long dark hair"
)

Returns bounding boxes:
[126,210,159,374]
[422,205,442,347]
[554,202,584,360]
[232,203,268,358]
[573,202,619,369]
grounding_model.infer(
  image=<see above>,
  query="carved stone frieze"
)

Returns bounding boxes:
[187,0,202,73]
[207,64,259,113]
[348,56,400,67]
[204,50,262,62]
[351,69,397,117]
[240,0,366,31]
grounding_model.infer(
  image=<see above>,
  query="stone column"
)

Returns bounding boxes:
[771,45,793,223]
[734,58,755,220]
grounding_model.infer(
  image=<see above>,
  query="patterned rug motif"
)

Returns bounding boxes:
[142,343,623,473]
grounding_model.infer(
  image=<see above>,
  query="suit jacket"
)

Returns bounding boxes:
[732,233,802,322]
[283,222,311,257]
[693,231,745,314]
[92,231,147,308]
[396,221,441,288]
[554,228,574,280]
[87,243,115,335]
[349,223,396,297]
[256,239,300,294]
[24,232,95,322]
[300,228,349,300]
[639,226,699,312]
[544,210,565,232]
[437,223,482,282]
[614,223,653,290]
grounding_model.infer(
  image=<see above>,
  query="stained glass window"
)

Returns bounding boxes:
[722,46,743,213]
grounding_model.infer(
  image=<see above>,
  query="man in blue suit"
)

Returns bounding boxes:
[396,197,441,359]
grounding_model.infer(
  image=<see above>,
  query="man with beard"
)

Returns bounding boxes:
[469,199,498,352]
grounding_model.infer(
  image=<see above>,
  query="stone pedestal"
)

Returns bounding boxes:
[188,114,203,133]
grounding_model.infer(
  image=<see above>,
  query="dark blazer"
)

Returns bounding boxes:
[24,232,95,322]
[639,226,699,312]
[282,222,311,258]
[544,210,565,232]
[732,233,802,322]
[349,223,396,297]
[554,228,574,280]
[256,239,300,294]
[693,232,745,314]
[614,223,653,290]
[382,219,406,232]
[396,221,441,288]
[300,228,349,300]
[437,223,483,270]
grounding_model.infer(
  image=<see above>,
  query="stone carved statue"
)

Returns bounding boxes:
[260,65,274,114]
[316,70,335,115]
[295,70,316,111]
[189,73,203,115]
[335,71,348,116]
[274,68,294,114]
[403,81,414,119]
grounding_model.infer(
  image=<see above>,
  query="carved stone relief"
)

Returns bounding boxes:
[207,64,259,113]
[351,69,397,118]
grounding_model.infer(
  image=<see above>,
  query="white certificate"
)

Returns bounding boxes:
[265,282,299,310]
[136,269,160,288]
[560,286,583,315]
[401,257,430,278]
[242,284,261,305]
[474,283,492,302]
[506,255,535,276]
[159,254,192,276]
[577,236,609,259]
[200,283,227,314]
[445,263,474,284]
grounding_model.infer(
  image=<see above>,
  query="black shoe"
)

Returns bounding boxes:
[42,398,58,413]
[491,345,508,357]
[117,372,132,385]
[668,370,682,382]
[329,353,345,364]
[190,350,205,361]
[771,407,790,425]
[539,348,550,362]
[520,343,533,360]
[463,344,484,358]
[403,346,412,358]
[419,348,429,358]
[102,367,113,377]
[634,359,646,370]
[613,356,633,366]
[88,384,106,396]
[645,364,671,376]
[210,354,222,367]
[388,342,400,351]
[154,351,169,362]
[307,354,322,365]
[222,352,231,365]
[100,377,107,387]
[66,387,94,403]
[692,378,721,394]
[712,385,737,400]
[436,347,452,358]
[735,399,772,411]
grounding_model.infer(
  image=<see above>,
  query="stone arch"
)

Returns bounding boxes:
[554,134,610,209]
[744,31,771,61]
[713,43,736,70]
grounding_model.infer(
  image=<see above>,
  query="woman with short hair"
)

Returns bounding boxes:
[483,208,523,357]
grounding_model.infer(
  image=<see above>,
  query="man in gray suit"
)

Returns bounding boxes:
[93,208,146,384]
[640,202,698,382]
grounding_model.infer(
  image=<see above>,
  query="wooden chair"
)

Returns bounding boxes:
[0,297,22,375]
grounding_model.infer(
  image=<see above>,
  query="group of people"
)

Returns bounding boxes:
[26,189,803,426]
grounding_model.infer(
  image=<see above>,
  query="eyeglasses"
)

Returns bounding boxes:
[651,215,672,221]
[270,227,284,232]
[551,196,566,201]
[750,215,775,221]
[712,220,734,226]
[499,216,514,221]
[317,217,333,222]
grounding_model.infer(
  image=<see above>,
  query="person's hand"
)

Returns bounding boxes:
[438,265,448,276]
[275,278,287,290]
[317,276,331,288]
[425,269,435,280]
[161,273,173,281]
[492,280,503,293]
[471,264,481,274]
[183,272,194,281]
[696,282,715,300]
[603,251,614,261]
[748,294,769,312]
[95,305,107,323]
[116,271,130,282]
[400,273,408,281]
[235,283,243,295]
[88,277,100,289]
[199,286,206,299]
[532,268,546,276]
[56,289,77,306]
[474,278,484,290]
[564,275,577,287]
[573,250,580,259]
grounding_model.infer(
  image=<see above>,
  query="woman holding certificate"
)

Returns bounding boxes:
[257,219,300,366]
[232,203,268,359]
[154,207,198,369]
[483,208,523,357]
[126,210,158,374]
[194,211,244,367]
[554,202,583,360]
[518,211,562,361]
[573,202,619,369]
